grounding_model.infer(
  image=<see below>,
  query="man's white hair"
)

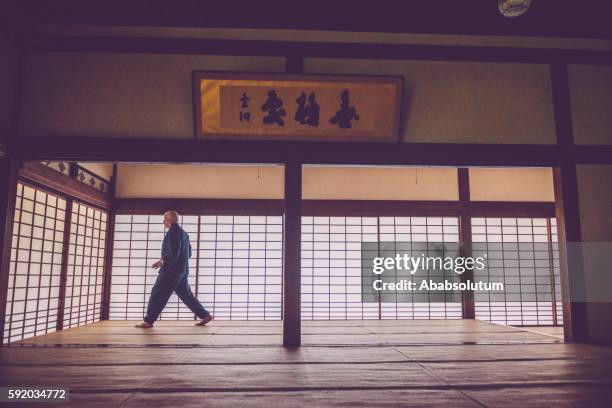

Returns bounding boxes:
[163,210,180,224]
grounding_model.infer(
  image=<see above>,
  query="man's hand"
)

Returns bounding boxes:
[152,259,164,269]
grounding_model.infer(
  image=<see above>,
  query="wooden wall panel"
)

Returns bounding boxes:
[0,37,18,148]
[116,164,284,199]
[568,65,612,145]
[20,53,285,139]
[302,166,458,200]
[469,168,555,202]
[304,59,556,145]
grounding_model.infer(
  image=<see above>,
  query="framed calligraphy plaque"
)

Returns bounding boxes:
[193,71,403,142]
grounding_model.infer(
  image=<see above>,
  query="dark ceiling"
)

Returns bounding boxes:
[2,0,612,40]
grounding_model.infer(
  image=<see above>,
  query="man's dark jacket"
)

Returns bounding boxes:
[160,223,191,275]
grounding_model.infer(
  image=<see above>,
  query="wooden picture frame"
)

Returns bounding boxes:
[192,71,403,142]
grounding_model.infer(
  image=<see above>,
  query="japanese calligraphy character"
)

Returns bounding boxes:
[240,92,250,108]
[329,89,359,129]
[261,90,286,126]
[295,92,307,124]
[305,93,320,127]
[295,92,320,127]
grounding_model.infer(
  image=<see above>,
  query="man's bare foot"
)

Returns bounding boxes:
[134,321,153,328]
[195,314,213,326]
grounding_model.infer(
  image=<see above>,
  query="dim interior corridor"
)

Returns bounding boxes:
[2,319,612,407]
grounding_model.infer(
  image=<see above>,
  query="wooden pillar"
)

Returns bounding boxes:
[283,44,304,347]
[545,218,559,326]
[458,168,475,319]
[550,63,588,342]
[553,165,588,342]
[0,159,19,344]
[0,31,25,344]
[283,161,301,347]
[286,55,304,74]
[56,198,73,331]
[100,164,117,320]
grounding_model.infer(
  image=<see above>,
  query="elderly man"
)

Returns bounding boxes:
[135,210,213,328]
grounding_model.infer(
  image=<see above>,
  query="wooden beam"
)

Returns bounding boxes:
[283,161,301,347]
[19,161,112,209]
[303,200,462,216]
[112,198,554,218]
[303,200,554,217]
[113,198,284,215]
[0,159,19,344]
[28,36,612,65]
[467,201,555,218]
[14,137,612,166]
[12,0,612,40]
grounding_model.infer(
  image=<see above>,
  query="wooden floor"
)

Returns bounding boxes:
[1,320,612,407]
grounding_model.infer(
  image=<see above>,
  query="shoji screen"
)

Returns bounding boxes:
[198,216,283,320]
[472,217,563,326]
[301,216,379,320]
[110,215,282,320]
[4,183,66,343]
[301,216,462,320]
[62,202,108,329]
[110,215,199,320]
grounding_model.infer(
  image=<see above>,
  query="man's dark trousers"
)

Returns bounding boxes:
[144,223,210,324]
